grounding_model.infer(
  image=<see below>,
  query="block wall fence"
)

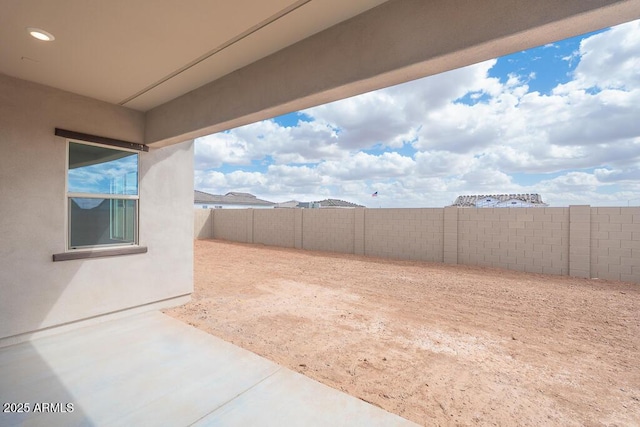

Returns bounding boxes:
[194,206,640,284]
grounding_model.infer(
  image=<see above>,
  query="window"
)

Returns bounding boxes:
[67,141,139,249]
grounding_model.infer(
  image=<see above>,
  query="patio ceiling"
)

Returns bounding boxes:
[2,0,640,147]
[0,0,387,112]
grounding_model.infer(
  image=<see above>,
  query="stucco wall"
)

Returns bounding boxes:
[0,74,193,343]
[196,206,640,284]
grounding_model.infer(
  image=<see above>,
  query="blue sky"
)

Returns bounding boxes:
[195,19,640,207]
[69,152,138,195]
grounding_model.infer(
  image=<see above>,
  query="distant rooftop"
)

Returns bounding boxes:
[274,200,301,208]
[194,190,275,206]
[315,198,364,208]
[196,192,363,208]
[451,194,548,208]
[275,198,364,208]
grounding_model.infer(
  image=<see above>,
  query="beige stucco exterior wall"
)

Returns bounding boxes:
[0,74,193,343]
[197,205,639,284]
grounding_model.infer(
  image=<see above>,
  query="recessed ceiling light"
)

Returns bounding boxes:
[27,27,55,41]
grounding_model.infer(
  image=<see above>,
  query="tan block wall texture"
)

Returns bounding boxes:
[194,209,213,239]
[212,209,250,243]
[302,209,355,254]
[458,207,569,275]
[590,207,640,282]
[253,209,296,248]
[196,206,640,284]
[365,209,444,262]
[569,205,591,278]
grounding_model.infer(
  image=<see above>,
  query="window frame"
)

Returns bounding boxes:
[65,139,141,251]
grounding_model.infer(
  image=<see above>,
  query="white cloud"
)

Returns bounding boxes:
[194,19,640,207]
[195,132,250,169]
[414,151,474,177]
[594,167,640,183]
[569,20,640,91]
[303,60,501,151]
[267,164,325,186]
[194,170,226,192]
[317,152,415,181]
[537,171,603,193]
[195,119,347,170]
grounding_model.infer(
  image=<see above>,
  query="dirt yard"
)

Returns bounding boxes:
[165,240,640,426]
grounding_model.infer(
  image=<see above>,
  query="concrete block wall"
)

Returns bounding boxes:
[354,208,365,255]
[195,205,640,284]
[194,209,213,239]
[211,209,250,243]
[590,207,640,282]
[302,209,355,253]
[443,207,458,264]
[570,206,591,278]
[254,209,296,248]
[364,209,444,261]
[458,207,569,275]
[294,209,303,249]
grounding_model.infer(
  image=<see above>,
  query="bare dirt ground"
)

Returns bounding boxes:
[165,240,640,426]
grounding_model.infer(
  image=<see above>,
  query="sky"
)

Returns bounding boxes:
[194,19,640,208]
[68,144,138,195]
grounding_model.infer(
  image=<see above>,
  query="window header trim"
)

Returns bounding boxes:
[55,128,149,152]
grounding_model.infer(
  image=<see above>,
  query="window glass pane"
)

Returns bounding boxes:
[69,198,136,248]
[68,142,138,195]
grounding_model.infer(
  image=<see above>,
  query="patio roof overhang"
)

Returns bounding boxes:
[2,0,639,148]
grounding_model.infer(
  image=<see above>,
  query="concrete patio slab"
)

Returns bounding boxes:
[0,311,417,426]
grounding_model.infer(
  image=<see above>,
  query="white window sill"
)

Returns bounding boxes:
[52,246,147,262]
